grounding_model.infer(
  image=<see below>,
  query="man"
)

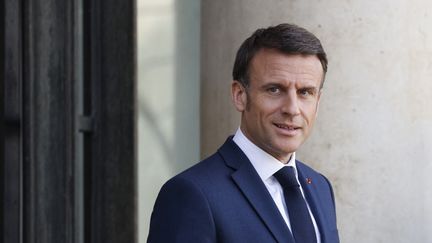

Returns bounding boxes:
[148,23,339,243]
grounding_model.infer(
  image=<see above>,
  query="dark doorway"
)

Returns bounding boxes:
[2,0,136,242]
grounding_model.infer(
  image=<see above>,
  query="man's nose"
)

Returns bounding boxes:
[281,91,300,116]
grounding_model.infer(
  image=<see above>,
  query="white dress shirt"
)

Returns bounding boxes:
[233,128,321,243]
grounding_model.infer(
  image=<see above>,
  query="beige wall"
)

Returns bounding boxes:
[201,0,432,242]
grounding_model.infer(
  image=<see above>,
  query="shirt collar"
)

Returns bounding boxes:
[232,128,298,182]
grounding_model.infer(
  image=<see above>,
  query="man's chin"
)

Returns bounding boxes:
[276,147,300,157]
[268,146,299,161]
[274,140,301,151]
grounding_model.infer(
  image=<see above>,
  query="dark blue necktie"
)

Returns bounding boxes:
[274,166,317,243]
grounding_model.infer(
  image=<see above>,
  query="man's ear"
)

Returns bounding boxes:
[231,81,247,112]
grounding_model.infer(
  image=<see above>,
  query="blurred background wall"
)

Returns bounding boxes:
[137,0,200,242]
[138,0,432,242]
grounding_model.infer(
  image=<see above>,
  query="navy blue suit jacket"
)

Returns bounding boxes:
[148,137,339,243]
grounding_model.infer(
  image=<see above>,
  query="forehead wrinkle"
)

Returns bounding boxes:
[249,50,323,86]
[263,61,320,83]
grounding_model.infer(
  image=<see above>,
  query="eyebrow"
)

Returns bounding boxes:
[261,82,319,90]
[299,85,319,91]
[260,82,285,89]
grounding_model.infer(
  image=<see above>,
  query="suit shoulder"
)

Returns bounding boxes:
[166,152,230,189]
[148,153,228,242]
[178,152,227,176]
[153,152,226,211]
[148,165,217,242]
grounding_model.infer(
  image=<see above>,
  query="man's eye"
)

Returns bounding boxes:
[299,90,309,95]
[298,89,314,96]
[267,87,280,94]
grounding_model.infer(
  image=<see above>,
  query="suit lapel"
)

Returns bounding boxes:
[218,138,294,243]
[297,162,328,243]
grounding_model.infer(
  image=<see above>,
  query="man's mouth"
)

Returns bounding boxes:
[274,123,300,130]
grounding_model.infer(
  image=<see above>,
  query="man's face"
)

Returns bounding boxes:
[232,48,323,163]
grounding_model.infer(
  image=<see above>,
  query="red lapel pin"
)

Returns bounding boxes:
[306,178,312,184]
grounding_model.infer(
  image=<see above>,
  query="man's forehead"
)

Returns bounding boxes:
[252,48,321,66]
[249,49,324,83]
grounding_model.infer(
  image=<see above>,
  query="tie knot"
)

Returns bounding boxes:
[274,166,299,188]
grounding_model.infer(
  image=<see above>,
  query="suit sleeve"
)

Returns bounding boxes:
[147,176,216,243]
